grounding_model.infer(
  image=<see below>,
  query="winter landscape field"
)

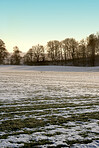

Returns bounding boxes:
[0,65,99,148]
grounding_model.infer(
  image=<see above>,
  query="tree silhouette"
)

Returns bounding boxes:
[78,39,86,66]
[0,39,9,64]
[87,34,97,66]
[0,32,99,66]
[61,38,71,61]
[32,44,45,62]
[24,44,45,65]
[10,46,22,65]
[47,40,61,62]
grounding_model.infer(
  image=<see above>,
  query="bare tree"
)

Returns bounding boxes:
[24,44,45,65]
[32,44,45,62]
[87,34,97,66]
[24,48,34,65]
[10,46,22,65]
[78,39,86,66]
[47,40,61,61]
[0,39,9,64]
[61,38,71,62]
[95,32,99,55]
[63,38,78,65]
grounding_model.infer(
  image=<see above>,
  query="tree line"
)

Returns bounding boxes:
[0,33,99,66]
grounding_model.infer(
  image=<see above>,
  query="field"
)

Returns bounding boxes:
[0,65,99,148]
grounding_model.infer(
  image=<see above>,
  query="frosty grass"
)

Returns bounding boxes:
[0,65,99,147]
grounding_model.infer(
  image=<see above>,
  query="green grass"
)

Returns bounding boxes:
[21,139,53,148]
[1,101,99,114]
[1,111,99,132]
[79,132,89,138]
[45,131,62,137]
[66,139,93,145]
[0,129,43,139]
[0,95,99,147]
[0,118,47,132]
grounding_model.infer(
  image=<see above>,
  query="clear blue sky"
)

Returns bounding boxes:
[0,0,99,52]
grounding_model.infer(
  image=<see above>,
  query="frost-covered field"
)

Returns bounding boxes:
[0,65,99,148]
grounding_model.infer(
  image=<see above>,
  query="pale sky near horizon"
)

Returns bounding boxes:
[0,0,99,52]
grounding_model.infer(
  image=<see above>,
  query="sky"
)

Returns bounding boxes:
[0,0,99,52]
